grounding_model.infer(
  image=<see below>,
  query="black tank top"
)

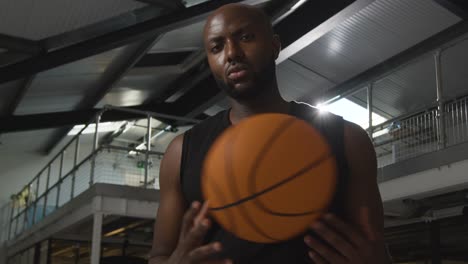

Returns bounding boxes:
[180,101,349,263]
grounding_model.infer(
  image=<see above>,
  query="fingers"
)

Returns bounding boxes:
[188,242,230,263]
[307,250,327,264]
[322,214,367,248]
[194,201,210,226]
[304,236,346,264]
[181,201,201,237]
[310,221,359,261]
[204,259,233,264]
[184,202,211,249]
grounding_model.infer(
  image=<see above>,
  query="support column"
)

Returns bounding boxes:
[90,212,103,264]
[90,113,102,186]
[145,115,152,188]
[434,50,446,149]
[367,83,374,139]
[430,221,441,264]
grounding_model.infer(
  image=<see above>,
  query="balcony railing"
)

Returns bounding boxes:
[0,106,199,244]
[373,95,468,167]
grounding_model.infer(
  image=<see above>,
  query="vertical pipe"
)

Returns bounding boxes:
[56,153,64,209]
[71,136,80,199]
[456,101,460,144]
[8,199,15,240]
[434,50,446,149]
[145,115,152,188]
[23,186,30,232]
[367,83,373,139]
[416,115,421,155]
[73,243,80,264]
[43,166,51,218]
[90,113,102,186]
[464,98,468,141]
[91,212,103,264]
[451,102,455,145]
[423,112,427,152]
[32,177,40,225]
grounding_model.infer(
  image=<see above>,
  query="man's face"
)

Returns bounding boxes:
[203,6,280,100]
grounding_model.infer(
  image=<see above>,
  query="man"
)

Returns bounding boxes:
[150,3,387,264]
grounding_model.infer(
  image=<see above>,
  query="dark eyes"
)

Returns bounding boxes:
[240,33,254,41]
[211,45,221,53]
[209,34,254,53]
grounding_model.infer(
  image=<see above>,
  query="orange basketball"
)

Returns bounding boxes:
[201,113,337,243]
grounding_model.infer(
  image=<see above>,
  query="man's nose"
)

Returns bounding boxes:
[226,40,245,64]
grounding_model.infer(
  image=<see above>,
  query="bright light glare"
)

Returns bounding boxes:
[317,98,387,129]
[291,0,307,10]
[67,122,124,136]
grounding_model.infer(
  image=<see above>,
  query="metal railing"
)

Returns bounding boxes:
[372,95,468,167]
[1,106,199,243]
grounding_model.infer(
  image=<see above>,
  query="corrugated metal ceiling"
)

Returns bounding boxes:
[97,70,182,107]
[283,0,460,105]
[149,20,205,53]
[277,59,336,103]
[371,54,436,118]
[441,36,468,100]
[0,0,146,40]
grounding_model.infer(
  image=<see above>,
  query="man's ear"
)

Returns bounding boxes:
[272,34,281,59]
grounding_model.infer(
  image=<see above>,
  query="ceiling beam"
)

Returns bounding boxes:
[0,33,44,54]
[0,0,244,85]
[134,0,185,10]
[0,75,222,133]
[0,104,187,134]
[5,76,35,115]
[318,20,468,105]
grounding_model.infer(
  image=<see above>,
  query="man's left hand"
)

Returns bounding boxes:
[304,214,380,264]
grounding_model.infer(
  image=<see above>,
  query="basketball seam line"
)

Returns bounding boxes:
[225,124,275,241]
[248,117,330,217]
[210,152,332,211]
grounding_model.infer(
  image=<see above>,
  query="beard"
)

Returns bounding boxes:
[214,58,276,101]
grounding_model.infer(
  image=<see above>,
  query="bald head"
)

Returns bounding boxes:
[203,4,273,41]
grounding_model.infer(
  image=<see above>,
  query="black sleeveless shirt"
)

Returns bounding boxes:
[180,101,349,263]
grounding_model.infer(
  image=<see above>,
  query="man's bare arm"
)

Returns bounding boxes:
[149,134,186,263]
[342,121,387,261]
[149,134,231,264]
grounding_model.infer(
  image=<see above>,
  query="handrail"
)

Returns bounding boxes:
[371,104,438,133]
[104,105,202,124]
[102,144,165,156]
[16,116,98,197]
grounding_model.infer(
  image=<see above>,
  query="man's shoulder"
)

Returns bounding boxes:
[290,101,343,124]
[186,109,229,135]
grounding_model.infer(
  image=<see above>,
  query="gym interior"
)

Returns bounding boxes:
[1,0,468,263]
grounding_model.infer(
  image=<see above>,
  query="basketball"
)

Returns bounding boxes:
[201,113,338,243]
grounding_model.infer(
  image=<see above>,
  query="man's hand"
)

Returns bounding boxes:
[172,201,232,264]
[304,214,384,264]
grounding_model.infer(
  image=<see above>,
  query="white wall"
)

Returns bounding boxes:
[379,157,468,202]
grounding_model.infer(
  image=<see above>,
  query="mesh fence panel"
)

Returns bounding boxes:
[0,203,10,243]
[93,148,159,188]
[58,176,73,208]
[73,159,91,198]
[45,187,57,217]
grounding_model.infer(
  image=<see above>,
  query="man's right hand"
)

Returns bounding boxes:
[171,201,232,264]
